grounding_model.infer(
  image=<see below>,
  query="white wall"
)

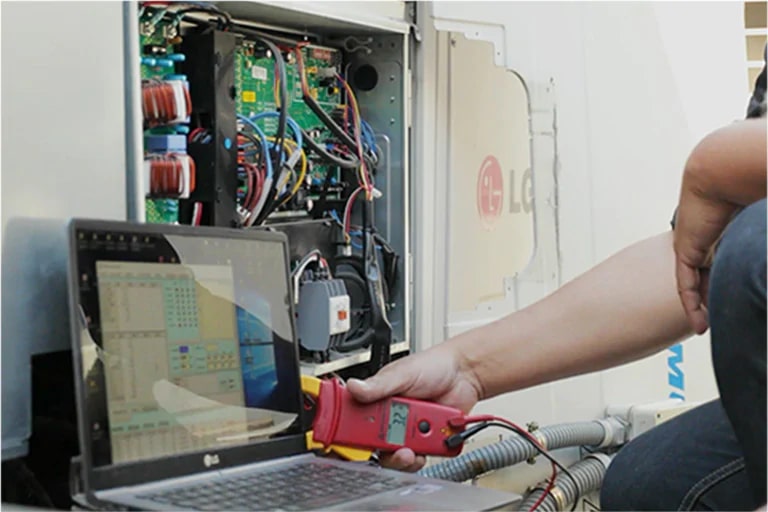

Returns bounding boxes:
[423,1,748,428]
[1,1,128,459]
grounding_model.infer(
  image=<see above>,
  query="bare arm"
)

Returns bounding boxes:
[350,231,694,470]
[450,231,692,400]
[674,118,767,333]
[685,118,767,207]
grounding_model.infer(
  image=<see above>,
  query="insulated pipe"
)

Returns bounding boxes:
[519,453,612,511]
[418,419,625,482]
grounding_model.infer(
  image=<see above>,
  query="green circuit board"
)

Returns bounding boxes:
[235,42,344,187]
[235,43,342,129]
[139,12,182,224]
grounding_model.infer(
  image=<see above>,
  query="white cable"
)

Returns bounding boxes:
[169,80,187,123]
[291,251,320,304]
[246,176,273,227]
[179,155,191,198]
[191,202,202,226]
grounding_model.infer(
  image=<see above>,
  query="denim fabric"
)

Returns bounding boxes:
[601,199,766,510]
[709,198,766,505]
[601,400,756,510]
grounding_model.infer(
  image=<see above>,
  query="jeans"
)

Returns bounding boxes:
[601,198,767,510]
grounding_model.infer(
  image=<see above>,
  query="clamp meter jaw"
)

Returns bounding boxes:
[304,376,466,458]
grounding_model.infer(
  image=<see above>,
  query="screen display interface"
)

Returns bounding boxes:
[73,228,302,467]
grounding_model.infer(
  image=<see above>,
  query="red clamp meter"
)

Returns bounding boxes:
[302,375,466,459]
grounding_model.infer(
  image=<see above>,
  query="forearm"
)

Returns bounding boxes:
[686,118,767,207]
[447,231,693,400]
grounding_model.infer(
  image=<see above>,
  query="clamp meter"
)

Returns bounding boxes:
[302,376,466,459]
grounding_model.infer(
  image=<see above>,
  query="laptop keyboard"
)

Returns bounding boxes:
[137,461,412,511]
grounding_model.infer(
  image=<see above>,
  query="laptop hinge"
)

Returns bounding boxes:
[69,456,126,511]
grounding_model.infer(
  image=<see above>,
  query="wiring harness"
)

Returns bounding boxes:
[419,416,627,512]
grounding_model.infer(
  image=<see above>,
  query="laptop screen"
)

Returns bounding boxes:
[71,222,303,468]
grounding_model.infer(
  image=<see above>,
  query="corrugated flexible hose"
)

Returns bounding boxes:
[519,454,612,511]
[418,419,624,482]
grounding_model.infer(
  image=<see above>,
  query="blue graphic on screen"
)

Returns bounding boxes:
[236,293,278,407]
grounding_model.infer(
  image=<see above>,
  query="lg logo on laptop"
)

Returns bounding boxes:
[203,454,220,468]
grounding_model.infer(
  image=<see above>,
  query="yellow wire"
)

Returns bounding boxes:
[337,77,371,199]
[264,137,307,206]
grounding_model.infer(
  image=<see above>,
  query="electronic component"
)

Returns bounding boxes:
[143,153,195,199]
[139,6,195,224]
[145,134,186,153]
[234,42,345,209]
[178,29,240,228]
[142,79,191,126]
[135,3,403,375]
[301,376,465,459]
[296,279,351,351]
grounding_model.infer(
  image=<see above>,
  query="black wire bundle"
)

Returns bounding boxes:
[238,131,265,169]
[162,2,232,30]
[453,422,582,512]
[302,94,358,154]
[300,129,359,169]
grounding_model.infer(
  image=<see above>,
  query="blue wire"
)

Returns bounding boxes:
[361,120,376,149]
[348,230,382,251]
[236,114,274,179]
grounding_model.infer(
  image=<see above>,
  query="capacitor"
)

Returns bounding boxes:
[143,44,167,56]
[156,58,174,67]
[141,57,157,66]
[167,54,186,62]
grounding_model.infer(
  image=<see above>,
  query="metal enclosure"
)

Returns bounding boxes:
[122,1,414,375]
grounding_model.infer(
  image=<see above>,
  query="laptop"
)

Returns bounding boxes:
[66,219,521,511]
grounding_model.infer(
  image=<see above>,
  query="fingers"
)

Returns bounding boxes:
[379,448,426,472]
[676,258,709,334]
[347,361,413,403]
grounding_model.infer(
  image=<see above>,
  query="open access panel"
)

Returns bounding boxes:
[130,1,413,378]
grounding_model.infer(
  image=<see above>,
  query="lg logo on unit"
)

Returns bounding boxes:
[476,155,533,228]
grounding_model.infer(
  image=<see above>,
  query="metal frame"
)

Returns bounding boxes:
[122,1,416,373]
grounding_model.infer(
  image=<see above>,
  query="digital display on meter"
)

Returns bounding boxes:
[386,401,409,445]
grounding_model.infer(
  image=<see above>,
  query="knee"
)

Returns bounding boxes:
[708,199,766,362]
[600,448,637,510]
[709,199,766,311]
[600,435,661,510]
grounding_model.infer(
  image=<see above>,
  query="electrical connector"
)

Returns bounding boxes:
[605,399,700,440]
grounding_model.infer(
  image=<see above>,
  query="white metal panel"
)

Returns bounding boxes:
[417,1,746,431]
[1,1,128,459]
[445,35,535,315]
[411,1,451,351]
[220,1,410,34]
[1,1,128,226]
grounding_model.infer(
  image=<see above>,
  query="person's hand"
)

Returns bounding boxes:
[673,165,739,334]
[346,345,482,472]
